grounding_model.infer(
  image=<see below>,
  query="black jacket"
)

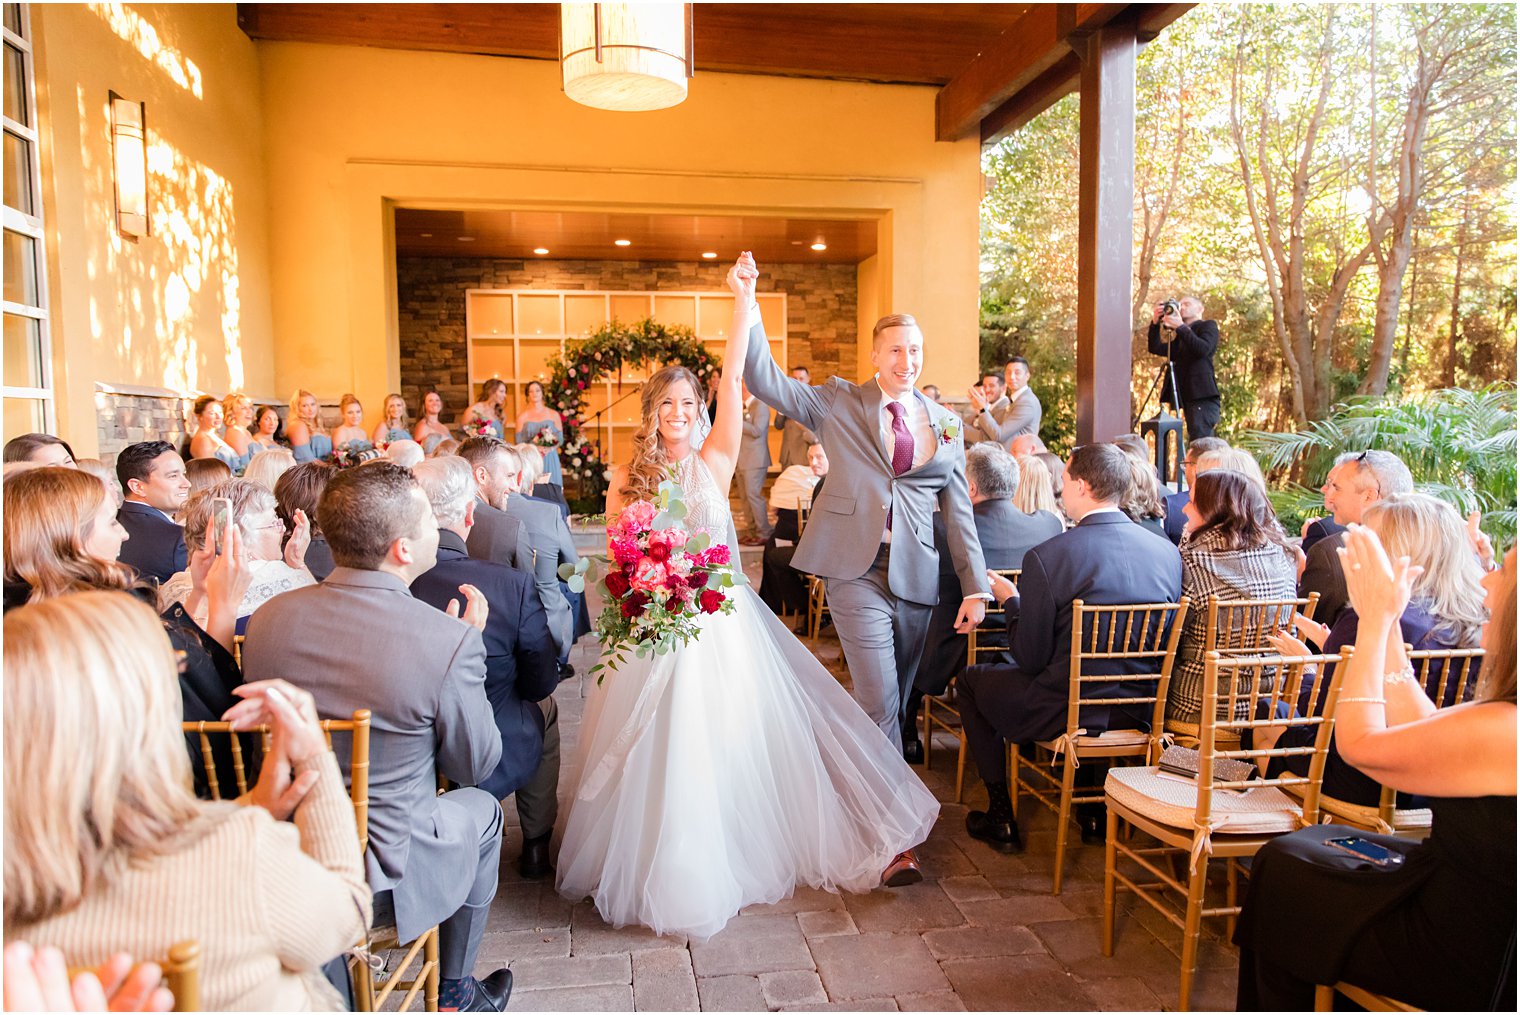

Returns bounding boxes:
[116,500,188,584]
[411,530,558,798]
[1148,319,1220,404]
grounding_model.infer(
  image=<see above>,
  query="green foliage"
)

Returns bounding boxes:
[1240,384,1518,546]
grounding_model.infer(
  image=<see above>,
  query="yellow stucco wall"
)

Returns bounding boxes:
[33,3,276,456]
[256,42,983,416]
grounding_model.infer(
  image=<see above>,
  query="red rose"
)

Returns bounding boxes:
[699,588,724,614]
[647,539,671,563]
[666,572,688,594]
[621,590,650,618]
[604,569,631,598]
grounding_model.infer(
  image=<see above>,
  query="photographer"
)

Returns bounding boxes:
[1148,296,1220,441]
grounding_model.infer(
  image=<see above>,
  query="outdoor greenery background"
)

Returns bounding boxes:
[978,3,1517,521]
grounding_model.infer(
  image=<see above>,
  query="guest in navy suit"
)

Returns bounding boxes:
[957,443,1182,853]
[114,441,191,584]
[1162,437,1229,545]
[411,457,561,881]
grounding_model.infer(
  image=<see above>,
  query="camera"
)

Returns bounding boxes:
[1159,298,1180,319]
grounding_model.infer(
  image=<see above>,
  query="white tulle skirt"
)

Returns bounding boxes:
[555,587,940,940]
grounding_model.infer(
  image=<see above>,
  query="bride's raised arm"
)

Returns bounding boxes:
[698,252,758,489]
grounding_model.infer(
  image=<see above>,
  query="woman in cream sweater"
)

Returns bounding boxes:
[3,591,371,1011]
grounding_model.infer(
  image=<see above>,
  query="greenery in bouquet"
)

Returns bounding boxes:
[559,477,747,682]
[531,428,561,449]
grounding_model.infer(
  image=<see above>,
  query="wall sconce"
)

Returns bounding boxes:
[560,3,693,112]
[110,93,148,238]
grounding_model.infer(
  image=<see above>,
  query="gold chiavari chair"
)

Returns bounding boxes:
[1314,982,1424,1012]
[1164,593,1319,746]
[1314,646,1485,838]
[1103,650,1346,1011]
[70,941,200,1013]
[182,711,440,1011]
[919,569,1020,802]
[1012,597,1189,895]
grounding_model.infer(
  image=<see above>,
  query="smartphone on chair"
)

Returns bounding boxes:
[211,497,233,555]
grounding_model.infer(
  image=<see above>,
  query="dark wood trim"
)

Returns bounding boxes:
[978,54,1081,144]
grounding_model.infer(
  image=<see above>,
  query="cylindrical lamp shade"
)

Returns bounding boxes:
[561,3,692,112]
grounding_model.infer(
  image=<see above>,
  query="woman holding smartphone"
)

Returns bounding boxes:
[1233,526,1516,1011]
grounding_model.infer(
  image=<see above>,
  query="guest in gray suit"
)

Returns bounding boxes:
[774,365,820,469]
[963,371,1008,446]
[503,442,580,669]
[738,252,990,884]
[1003,356,1043,441]
[457,437,533,576]
[737,382,773,544]
[242,462,514,1012]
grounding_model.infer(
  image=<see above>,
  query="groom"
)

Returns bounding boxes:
[739,258,990,885]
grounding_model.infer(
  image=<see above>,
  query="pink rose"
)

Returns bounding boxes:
[631,558,669,592]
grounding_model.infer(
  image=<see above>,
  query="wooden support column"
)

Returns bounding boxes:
[1075,22,1137,444]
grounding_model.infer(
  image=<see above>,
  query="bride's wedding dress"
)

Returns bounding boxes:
[556,454,940,940]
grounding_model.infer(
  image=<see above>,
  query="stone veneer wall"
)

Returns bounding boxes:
[94,391,195,466]
[397,258,859,421]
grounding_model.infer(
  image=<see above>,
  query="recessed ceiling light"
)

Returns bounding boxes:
[701,251,717,259]
[533,247,550,255]
[457,235,475,242]
[614,239,632,247]
[811,241,827,252]
[419,232,433,238]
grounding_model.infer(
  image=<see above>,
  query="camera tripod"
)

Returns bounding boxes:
[1135,329,1186,489]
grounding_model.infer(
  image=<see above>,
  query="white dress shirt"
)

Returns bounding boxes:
[876,380,937,543]
[768,465,821,510]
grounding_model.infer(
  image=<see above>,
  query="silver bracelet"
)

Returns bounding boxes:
[1339,696,1387,706]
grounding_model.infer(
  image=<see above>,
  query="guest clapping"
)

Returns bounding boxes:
[1233,529,1515,1011]
[3,592,369,1010]
[274,462,337,581]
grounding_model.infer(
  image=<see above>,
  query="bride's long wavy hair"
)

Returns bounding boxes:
[620,365,707,505]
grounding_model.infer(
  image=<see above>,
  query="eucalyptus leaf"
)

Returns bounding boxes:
[567,575,586,594]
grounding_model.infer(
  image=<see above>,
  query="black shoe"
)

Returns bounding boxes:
[966,810,1024,854]
[456,966,516,1008]
[557,661,575,682]
[902,737,924,765]
[793,621,810,636]
[1078,811,1105,845]
[519,832,554,880]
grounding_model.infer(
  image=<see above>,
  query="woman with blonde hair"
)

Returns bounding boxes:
[243,446,296,493]
[372,392,410,446]
[461,379,507,440]
[1265,492,1491,804]
[221,391,256,460]
[331,394,367,450]
[1012,452,1061,520]
[558,253,938,940]
[3,467,253,795]
[1114,436,1167,536]
[3,591,370,1010]
[1236,530,1515,1010]
[1196,445,1269,494]
[285,390,333,464]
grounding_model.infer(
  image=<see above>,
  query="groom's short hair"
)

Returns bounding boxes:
[872,313,920,343]
[1066,443,1132,505]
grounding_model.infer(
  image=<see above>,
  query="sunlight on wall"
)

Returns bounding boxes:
[86,2,203,99]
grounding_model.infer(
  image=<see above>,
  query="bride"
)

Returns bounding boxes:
[555,254,940,940]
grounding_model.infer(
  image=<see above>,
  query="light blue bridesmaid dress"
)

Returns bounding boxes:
[517,418,564,486]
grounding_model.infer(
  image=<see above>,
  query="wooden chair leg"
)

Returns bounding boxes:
[1102,808,1119,956]
[921,704,933,773]
[1226,859,1239,941]
[1179,848,1210,1012]
[1051,756,1078,895]
[424,928,440,1012]
[351,955,375,1012]
[1313,984,1336,1012]
[1009,743,1021,818]
[954,735,968,803]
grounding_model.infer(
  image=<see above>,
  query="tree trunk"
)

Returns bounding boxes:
[1446,191,1470,387]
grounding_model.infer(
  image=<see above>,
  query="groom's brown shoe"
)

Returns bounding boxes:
[882,850,923,887]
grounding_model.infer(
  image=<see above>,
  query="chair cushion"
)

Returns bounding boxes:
[1105,765,1302,834]
[1037,729,1150,753]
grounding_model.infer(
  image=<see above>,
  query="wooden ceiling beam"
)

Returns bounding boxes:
[978,53,1081,145]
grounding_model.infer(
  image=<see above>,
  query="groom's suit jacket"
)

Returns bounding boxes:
[743,321,988,607]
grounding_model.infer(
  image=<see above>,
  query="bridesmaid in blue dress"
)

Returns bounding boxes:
[330,394,369,450]
[462,379,508,441]
[187,396,242,470]
[412,390,452,455]
[221,392,258,464]
[371,393,412,446]
[286,389,334,463]
[515,380,565,487]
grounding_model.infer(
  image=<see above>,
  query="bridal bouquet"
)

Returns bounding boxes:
[560,477,747,681]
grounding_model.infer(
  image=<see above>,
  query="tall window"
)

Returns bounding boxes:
[3,2,54,438]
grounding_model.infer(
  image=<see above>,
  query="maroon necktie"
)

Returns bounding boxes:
[885,401,914,531]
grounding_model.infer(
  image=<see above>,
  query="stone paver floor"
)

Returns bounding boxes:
[404,544,1241,1011]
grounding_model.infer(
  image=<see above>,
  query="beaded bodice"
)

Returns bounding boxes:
[673,454,733,542]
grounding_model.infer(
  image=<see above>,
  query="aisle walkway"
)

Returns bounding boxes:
[461,559,1240,1012]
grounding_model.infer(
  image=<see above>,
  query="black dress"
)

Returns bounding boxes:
[1234,795,1517,1011]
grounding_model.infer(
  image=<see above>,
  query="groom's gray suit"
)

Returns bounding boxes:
[744,321,989,748]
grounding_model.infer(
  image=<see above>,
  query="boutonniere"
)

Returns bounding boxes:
[931,419,960,445]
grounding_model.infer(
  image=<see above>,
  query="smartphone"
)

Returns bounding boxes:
[1325,836,1405,867]
[211,497,233,554]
